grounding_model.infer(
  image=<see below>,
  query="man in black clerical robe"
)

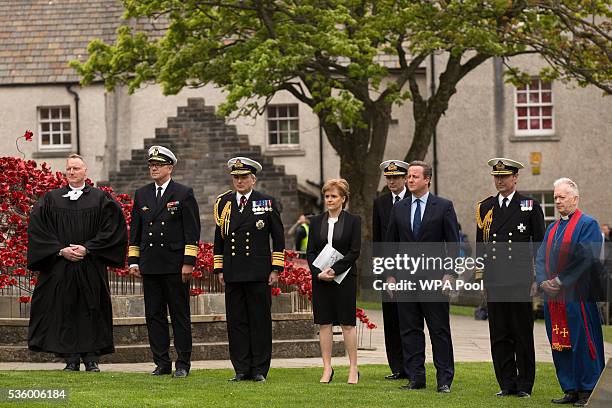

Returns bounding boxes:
[27,154,127,372]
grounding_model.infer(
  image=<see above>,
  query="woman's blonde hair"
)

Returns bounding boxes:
[322,178,350,208]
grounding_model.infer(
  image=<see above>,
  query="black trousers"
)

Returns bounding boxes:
[142,273,192,371]
[382,295,406,375]
[225,281,272,378]
[61,352,99,364]
[397,301,454,387]
[487,301,535,393]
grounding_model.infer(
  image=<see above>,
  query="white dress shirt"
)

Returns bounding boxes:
[392,187,407,204]
[236,190,253,207]
[327,216,338,245]
[498,190,515,208]
[155,178,171,198]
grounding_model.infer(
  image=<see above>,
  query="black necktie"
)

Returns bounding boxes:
[394,195,400,205]
[239,195,247,212]
[500,197,508,215]
[156,186,163,204]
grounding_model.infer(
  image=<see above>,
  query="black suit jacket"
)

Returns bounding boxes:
[128,180,201,274]
[373,192,395,243]
[307,210,361,279]
[213,190,285,283]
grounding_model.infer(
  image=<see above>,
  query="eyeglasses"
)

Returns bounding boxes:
[148,163,170,169]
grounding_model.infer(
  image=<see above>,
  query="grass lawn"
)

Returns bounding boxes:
[449,304,475,317]
[358,301,612,343]
[0,363,561,407]
[358,301,475,318]
[357,300,382,311]
[603,324,612,343]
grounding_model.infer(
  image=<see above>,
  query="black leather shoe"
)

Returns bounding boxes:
[84,361,100,372]
[437,385,451,393]
[551,392,579,404]
[229,373,250,382]
[573,392,590,406]
[517,391,530,398]
[385,372,407,380]
[496,390,517,397]
[63,362,80,372]
[151,366,172,376]
[173,368,189,378]
[400,381,426,390]
[252,374,266,382]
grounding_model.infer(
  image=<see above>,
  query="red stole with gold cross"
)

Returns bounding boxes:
[545,210,582,352]
[545,209,598,359]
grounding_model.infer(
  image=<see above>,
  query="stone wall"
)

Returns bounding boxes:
[102,98,300,242]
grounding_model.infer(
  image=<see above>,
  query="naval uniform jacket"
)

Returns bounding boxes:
[213,190,285,283]
[128,180,201,274]
[372,192,395,243]
[476,192,545,296]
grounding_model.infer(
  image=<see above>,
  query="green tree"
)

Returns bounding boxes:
[73,0,611,272]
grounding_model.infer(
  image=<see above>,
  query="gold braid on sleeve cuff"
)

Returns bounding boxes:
[128,245,140,257]
[184,244,199,257]
[271,251,285,268]
[214,255,223,269]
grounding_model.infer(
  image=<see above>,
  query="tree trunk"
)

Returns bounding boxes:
[322,103,392,296]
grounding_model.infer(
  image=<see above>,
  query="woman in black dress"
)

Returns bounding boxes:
[307,179,361,384]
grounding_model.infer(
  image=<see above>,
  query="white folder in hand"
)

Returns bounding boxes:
[312,243,350,284]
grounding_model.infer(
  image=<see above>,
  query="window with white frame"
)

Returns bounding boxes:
[38,106,72,149]
[525,190,557,227]
[515,78,554,136]
[267,104,299,146]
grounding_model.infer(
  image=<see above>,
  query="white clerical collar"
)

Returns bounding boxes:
[63,184,85,200]
[498,191,516,207]
[560,210,576,221]
[393,187,407,202]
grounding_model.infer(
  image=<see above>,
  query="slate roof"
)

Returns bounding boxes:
[0,0,161,85]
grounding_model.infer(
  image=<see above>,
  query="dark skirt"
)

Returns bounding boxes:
[312,273,356,326]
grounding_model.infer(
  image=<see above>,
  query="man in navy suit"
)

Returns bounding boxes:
[128,146,201,378]
[373,160,409,380]
[386,160,459,393]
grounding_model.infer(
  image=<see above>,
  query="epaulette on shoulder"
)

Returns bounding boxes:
[217,190,233,199]
[475,196,494,238]
[214,190,233,230]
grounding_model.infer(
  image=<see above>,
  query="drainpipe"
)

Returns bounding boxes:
[430,55,438,195]
[66,84,81,154]
[318,120,324,211]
